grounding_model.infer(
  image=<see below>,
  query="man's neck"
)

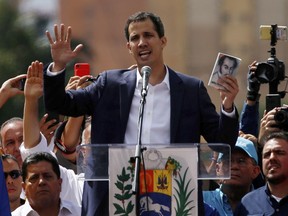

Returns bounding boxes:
[148,64,166,86]
[10,198,21,212]
[268,181,288,198]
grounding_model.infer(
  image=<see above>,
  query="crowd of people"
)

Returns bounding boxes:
[0,11,288,216]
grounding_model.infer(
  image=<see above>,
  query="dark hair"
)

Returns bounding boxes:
[218,55,238,69]
[124,11,165,41]
[22,152,60,181]
[262,131,288,147]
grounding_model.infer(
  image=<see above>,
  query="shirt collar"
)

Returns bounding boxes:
[136,65,170,90]
[17,199,77,215]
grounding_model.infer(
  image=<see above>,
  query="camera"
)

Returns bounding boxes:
[274,107,288,131]
[255,24,286,85]
[254,24,287,111]
[255,55,285,84]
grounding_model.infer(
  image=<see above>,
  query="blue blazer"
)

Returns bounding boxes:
[44,66,239,215]
[44,66,238,145]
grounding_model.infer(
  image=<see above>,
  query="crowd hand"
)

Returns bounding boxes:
[239,131,258,146]
[46,24,83,71]
[247,61,261,101]
[0,74,27,96]
[258,108,281,147]
[65,75,93,91]
[217,75,239,111]
[39,114,60,144]
[247,61,260,92]
[24,61,43,100]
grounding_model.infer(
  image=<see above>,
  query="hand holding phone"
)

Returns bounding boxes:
[74,63,90,77]
[19,78,26,91]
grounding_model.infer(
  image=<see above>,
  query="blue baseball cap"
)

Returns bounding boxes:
[234,137,258,164]
[218,137,258,164]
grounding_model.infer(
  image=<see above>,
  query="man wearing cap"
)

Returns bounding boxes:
[203,136,261,215]
[235,132,288,215]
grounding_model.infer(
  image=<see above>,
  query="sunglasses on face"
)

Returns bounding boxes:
[4,170,22,180]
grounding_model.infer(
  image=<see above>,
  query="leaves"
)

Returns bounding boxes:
[113,166,134,215]
[173,167,195,216]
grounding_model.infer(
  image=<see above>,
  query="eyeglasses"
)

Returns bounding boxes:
[4,170,22,180]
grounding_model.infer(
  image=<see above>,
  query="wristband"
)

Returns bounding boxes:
[247,91,261,102]
[54,138,76,155]
[54,120,76,155]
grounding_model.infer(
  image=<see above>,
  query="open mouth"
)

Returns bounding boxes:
[139,50,151,59]
[267,163,280,173]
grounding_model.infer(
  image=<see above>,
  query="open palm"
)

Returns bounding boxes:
[24,61,43,100]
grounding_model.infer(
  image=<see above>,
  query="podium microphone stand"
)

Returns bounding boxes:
[132,87,148,216]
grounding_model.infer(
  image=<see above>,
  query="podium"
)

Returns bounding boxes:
[77,143,231,216]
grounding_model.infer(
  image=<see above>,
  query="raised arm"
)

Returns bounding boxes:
[58,75,92,152]
[23,61,44,149]
[258,108,281,147]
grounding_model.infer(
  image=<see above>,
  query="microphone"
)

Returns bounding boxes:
[141,66,152,97]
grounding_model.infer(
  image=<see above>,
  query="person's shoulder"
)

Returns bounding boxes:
[235,185,267,215]
[167,67,203,84]
[60,199,82,215]
[242,185,266,202]
[100,68,136,81]
[103,68,135,75]
[12,202,32,216]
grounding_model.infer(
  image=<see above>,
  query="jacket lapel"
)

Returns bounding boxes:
[169,68,184,143]
[119,69,137,138]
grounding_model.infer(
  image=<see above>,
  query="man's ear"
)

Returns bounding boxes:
[58,178,63,191]
[160,36,167,49]
[251,165,261,180]
[126,42,132,54]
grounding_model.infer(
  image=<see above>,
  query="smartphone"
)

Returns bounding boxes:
[74,63,90,77]
[19,78,26,91]
[260,25,287,41]
[266,94,281,112]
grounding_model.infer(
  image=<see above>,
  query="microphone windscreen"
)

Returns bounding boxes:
[140,66,152,77]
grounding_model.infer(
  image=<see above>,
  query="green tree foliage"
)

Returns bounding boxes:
[0,0,51,124]
[0,0,91,125]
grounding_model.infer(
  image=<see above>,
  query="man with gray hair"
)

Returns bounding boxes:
[203,136,260,215]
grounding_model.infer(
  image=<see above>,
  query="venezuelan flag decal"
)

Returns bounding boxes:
[139,169,172,215]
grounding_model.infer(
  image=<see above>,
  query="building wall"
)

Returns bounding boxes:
[58,0,288,108]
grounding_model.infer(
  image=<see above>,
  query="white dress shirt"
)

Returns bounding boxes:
[124,66,171,145]
[12,198,81,216]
